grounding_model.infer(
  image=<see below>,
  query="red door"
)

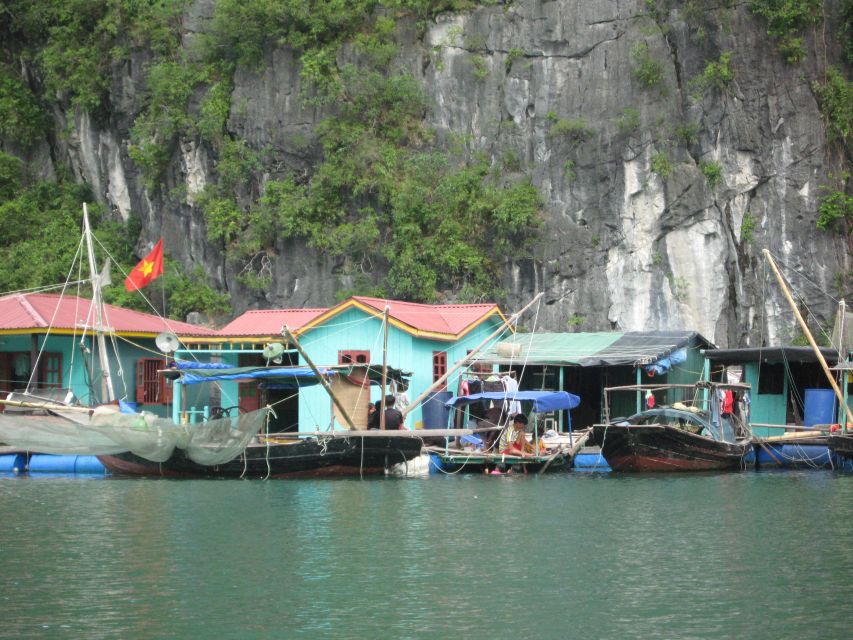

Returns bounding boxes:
[238,354,264,413]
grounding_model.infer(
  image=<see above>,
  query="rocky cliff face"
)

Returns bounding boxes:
[20,0,852,346]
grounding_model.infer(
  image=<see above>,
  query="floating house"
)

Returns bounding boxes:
[470,331,713,429]
[703,346,853,437]
[212,296,508,432]
[0,293,218,416]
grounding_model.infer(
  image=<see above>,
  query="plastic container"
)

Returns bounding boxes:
[28,454,106,474]
[74,456,107,474]
[780,444,831,467]
[803,388,836,427]
[573,451,611,471]
[0,453,27,473]
[755,443,784,467]
[119,400,138,414]
[421,391,452,429]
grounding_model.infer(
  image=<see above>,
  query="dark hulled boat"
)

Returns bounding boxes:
[592,383,754,472]
[593,419,752,471]
[828,433,853,463]
[99,431,424,478]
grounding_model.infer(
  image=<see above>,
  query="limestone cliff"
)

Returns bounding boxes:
[4,0,851,347]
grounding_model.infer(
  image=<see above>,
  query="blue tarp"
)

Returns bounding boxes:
[644,348,687,376]
[174,360,233,370]
[179,366,328,387]
[445,390,581,412]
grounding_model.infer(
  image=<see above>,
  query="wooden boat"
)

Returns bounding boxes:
[94,361,426,479]
[592,382,754,472]
[99,430,425,478]
[828,433,853,463]
[426,390,587,474]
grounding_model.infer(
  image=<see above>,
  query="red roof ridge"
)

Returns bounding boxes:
[236,307,328,314]
[16,294,48,327]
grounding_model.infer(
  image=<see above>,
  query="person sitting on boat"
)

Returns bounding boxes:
[382,395,405,430]
[499,414,543,456]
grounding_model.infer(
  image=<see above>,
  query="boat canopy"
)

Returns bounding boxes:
[173,364,408,387]
[445,390,580,412]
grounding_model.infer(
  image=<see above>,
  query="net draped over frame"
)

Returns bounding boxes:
[0,407,268,465]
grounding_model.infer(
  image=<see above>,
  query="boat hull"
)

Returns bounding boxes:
[98,435,423,478]
[592,424,752,472]
[828,433,853,462]
[426,449,570,474]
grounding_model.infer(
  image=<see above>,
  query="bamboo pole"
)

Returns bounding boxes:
[281,326,358,431]
[82,203,115,403]
[763,249,853,427]
[380,306,389,430]
[0,399,91,413]
[402,292,545,419]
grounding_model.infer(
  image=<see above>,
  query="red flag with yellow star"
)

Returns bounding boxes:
[124,239,164,291]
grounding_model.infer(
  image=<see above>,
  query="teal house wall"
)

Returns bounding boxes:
[741,362,786,438]
[0,293,218,419]
[703,347,852,438]
[293,306,504,431]
[1,333,178,418]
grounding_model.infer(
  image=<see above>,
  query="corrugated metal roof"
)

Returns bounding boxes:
[0,293,217,336]
[704,346,841,364]
[349,296,502,336]
[218,308,328,337]
[473,331,708,367]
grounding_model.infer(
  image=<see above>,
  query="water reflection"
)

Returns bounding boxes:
[0,473,851,638]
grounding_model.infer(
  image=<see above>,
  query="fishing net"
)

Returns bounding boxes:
[0,406,268,465]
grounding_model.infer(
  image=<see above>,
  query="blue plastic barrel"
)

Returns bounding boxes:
[573,451,611,471]
[74,456,107,474]
[0,453,27,473]
[804,389,836,427]
[422,391,452,429]
[28,454,78,473]
[28,454,105,474]
[755,443,784,467]
[780,444,831,467]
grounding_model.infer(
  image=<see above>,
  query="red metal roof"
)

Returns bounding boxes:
[219,298,505,341]
[219,308,328,337]
[347,296,503,337]
[0,293,218,336]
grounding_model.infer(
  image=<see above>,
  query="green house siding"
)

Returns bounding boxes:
[741,362,786,437]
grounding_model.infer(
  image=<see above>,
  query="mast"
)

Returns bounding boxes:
[82,203,114,403]
[402,292,545,419]
[281,326,358,430]
[763,249,853,427]
[380,305,389,430]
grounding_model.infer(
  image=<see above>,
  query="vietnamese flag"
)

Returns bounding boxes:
[124,239,164,291]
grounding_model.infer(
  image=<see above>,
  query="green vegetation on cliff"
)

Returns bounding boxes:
[0,0,850,311]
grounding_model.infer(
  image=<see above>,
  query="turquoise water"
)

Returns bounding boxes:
[1,471,852,639]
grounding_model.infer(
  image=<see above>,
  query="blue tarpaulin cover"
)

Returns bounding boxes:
[179,366,328,387]
[445,390,580,412]
[643,348,687,376]
[174,360,232,370]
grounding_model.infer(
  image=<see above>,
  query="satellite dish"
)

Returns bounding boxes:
[155,332,181,354]
[262,342,286,364]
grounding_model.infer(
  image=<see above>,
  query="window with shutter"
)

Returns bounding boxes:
[136,358,171,404]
